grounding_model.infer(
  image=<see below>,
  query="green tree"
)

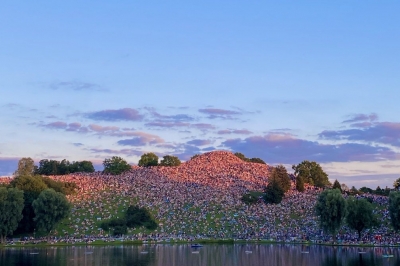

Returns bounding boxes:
[332,180,342,192]
[10,175,48,234]
[394,178,400,191]
[249,158,266,164]
[160,155,181,167]
[269,165,291,193]
[263,181,285,204]
[234,152,249,162]
[103,156,131,175]
[14,157,36,177]
[0,187,24,243]
[138,153,159,167]
[35,159,60,175]
[296,175,305,192]
[389,191,400,232]
[346,197,376,240]
[292,160,329,188]
[125,205,157,230]
[190,154,200,160]
[32,189,70,235]
[315,189,346,241]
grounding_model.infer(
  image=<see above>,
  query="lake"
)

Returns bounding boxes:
[1,244,399,266]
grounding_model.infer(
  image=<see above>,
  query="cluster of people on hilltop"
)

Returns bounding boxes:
[3,151,399,245]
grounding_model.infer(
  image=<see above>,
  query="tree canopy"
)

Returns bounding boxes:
[32,189,71,234]
[103,156,131,175]
[346,197,376,240]
[159,155,181,167]
[394,178,400,190]
[264,181,285,204]
[269,165,291,193]
[138,153,159,167]
[14,157,36,177]
[35,159,95,175]
[234,152,265,164]
[389,191,400,232]
[0,187,24,243]
[315,189,346,240]
[332,180,342,192]
[292,160,329,188]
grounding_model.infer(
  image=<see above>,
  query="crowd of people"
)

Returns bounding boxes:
[2,151,400,245]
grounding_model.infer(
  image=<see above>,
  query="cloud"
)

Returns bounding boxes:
[221,133,398,164]
[319,122,400,147]
[72,143,84,147]
[342,113,378,123]
[50,81,107,92]
[117,132,164,146]
[217,129,253,135]
[191,123,216,131]
[187,139,212,146]
[44,121,68,129]
[144,107,194,122]
[145,121,191,128]
[89,148,143,157]
[88,124,119,132]
[87,108,143,122]
[199,108,241,119]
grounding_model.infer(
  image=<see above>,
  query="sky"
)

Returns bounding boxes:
[1,1,399,188]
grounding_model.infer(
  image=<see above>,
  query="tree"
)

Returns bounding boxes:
[32,189,70,235]
[126,205,157,230]
[332,180,342,192]
[269,165,291,193]
[35,159,60,175]
[190,154,200,160]
[296,175,305,192]
[14,157,36,177]
[249,158,266,164]
[10,175,48,234]
[103,156,131,175]
[346,197,376,240]
[263,181,285,204]
[389,191,400,232]
[292,161,329,188]
[138,153,159,167]
[234,152,249,162]
[160,155,181,167]
[0,187,24,243]
[315,189,346,241]
[394,178,400,191]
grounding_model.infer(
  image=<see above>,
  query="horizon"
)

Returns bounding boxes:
[1,1,399,189]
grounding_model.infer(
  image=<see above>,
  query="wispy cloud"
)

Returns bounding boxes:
[86,108,144,122]
[199,108,241,119]
[217,129,253,135]
[50,81,107,92]
[187,139,212,146]
[342,113,378,124]
[117,132,164,146]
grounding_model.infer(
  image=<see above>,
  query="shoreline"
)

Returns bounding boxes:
[1,239,399,248]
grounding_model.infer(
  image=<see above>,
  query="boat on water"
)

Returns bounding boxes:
[191,244,203,248]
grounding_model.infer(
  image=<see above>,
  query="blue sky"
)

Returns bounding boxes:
[1,1,399,188]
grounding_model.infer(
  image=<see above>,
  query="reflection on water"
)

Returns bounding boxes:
[1,244,400,266]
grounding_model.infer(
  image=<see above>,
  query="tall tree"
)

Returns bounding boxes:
[292,160,329,188]
[103,156,131,175]
[138,153,159,167]
[269,165,291,193]
[0,187,24,243]
[249,158,266,164]
[332,180,342,192]
[234,152,249,162]
[394,178,400,191]
[315,189,346,241]
[10,175,48,234]
[160,155,181,167]
[263,181,285,204]
[389,191,400,232]
[32,189,70,235]
[346,197,376,240]
[14,157,36,177]
[296,175,305,192]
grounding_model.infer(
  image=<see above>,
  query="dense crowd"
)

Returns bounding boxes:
[3,151,400,245]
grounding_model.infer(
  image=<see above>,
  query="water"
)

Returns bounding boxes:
[1,244,400,266]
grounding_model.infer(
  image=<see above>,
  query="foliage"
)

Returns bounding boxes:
[332,180,342,192]
[0,187,24,243]
[296,175,304,192]
[315,189,346,240]
[394,178,400,190]
[374,186,391,196]
[346,197,377,240]
[263,181,285,204]
[389,191,400,232]
[35,159,95,175]
[138,153,159,167]
[249,158,266,164]
[32,189,71,234]
[269,165,291,193]
[359,186,373,194]
[14,157,36,177]
[234,152,265,164]
[292,160,329,188]
[41,176,78,195]
[103,156,131,175]
[160,155,181,167]
[241,192,261,205]
[190,154,200,160]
